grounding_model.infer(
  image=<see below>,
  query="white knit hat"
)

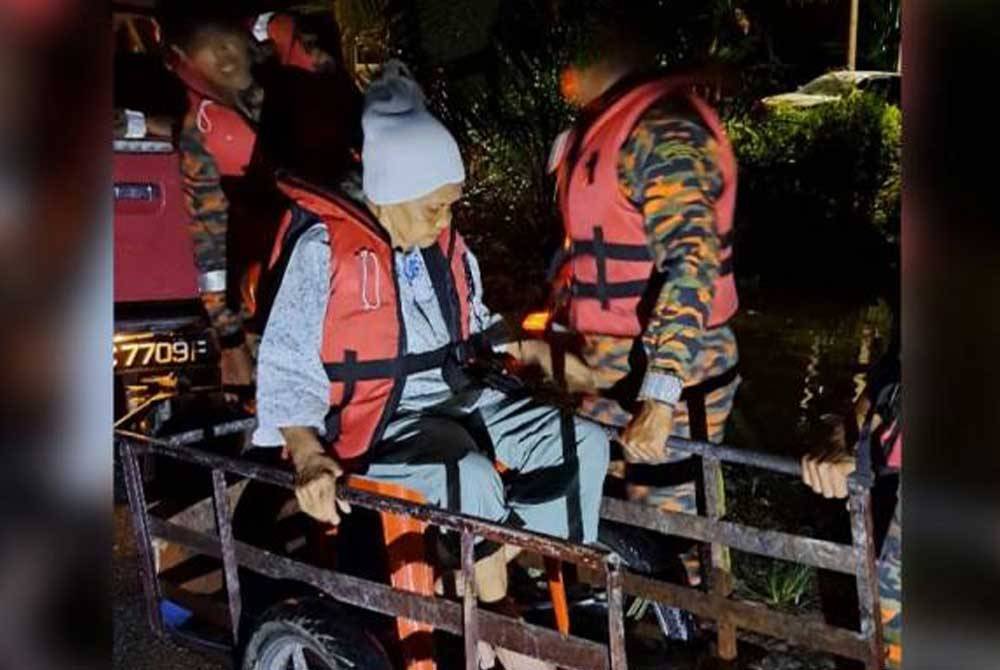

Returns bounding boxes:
[362,60,466,205]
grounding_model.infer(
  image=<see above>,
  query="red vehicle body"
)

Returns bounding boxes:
[114,145,198,303]
[113,10,223,428]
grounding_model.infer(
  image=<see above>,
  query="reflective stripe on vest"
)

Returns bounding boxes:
[554,77,739,337]
[273,177,473,463]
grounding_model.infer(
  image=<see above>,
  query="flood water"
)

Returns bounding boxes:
[728,287,893,460]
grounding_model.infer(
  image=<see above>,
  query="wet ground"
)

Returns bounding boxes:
[113,505,225,669]
[112,288,891,669]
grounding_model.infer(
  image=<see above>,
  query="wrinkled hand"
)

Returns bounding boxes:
[620,400,674,464]
[293,451,352,525]
[516,340,600,394]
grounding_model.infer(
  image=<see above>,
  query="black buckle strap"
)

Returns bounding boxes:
[719,255,734,277]
[324,341,467,382]
[718,229,735,251]
[593,226,609,309]
[569,239,652,261]
[570,279,648,300]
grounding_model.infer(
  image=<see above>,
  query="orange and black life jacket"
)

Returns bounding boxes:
[271,177,481,464]
[550,76,739,337]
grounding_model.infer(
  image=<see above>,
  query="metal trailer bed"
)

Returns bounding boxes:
[116,414,884,670]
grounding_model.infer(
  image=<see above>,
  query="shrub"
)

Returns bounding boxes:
[725,92,901,288]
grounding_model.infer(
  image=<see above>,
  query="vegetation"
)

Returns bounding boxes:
[725,91,900,290]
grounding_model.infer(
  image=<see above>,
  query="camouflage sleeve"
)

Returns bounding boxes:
[178,119,243,338]
[618,103,723,393]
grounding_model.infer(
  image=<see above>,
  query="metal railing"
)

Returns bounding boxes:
[116,419,884,669]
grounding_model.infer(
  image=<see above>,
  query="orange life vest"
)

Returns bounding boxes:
[173,57,258,178]
[273,178,475,463]
[551,76,739,337]
[174,13,330,176]
[264,13,320,72]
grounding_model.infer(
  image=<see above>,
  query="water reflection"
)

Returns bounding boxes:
[730,291,891,457]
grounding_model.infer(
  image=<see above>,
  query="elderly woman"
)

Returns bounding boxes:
[252,61,609,668]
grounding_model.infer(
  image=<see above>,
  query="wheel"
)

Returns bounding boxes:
[242,598,393,670]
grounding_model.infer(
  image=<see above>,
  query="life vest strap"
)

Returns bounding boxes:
[569,239,653,261]
[324,341,459,382]
[718,229,735,250]
[323,329,508,383]
[570,279,648,300]
[679,364,740,402]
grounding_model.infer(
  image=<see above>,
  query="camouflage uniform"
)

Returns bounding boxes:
[177,84,263,339]
[879,490,902,668]
[575,100,740,547]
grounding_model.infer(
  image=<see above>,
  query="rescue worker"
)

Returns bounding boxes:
[545,5,741,579]
[802,330,901,669]
[252,62,609,668]
[159,4,361,389]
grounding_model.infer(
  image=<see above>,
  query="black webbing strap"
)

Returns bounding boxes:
[680,365,741,442]
[719,255,734,277]
[559,410,584,543]
[323,342,462,382]
[679,365,740,404]
[593,226,610,309]
[718,229,735,251]
[570,279,649,300]
[686,389,710,442]
[550,330,568,390]
[569,239,653,261]
[445,460,461,513]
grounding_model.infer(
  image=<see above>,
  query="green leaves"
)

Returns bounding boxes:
[726,91,901,239]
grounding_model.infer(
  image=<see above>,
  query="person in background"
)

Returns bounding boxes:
[158,3,361,390]
[253,62,609,670]
[802,325,901,669]
[544,3,741,593]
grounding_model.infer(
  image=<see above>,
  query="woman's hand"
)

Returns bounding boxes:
[282,427,352,525]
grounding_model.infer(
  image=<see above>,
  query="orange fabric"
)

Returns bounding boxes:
[554,77,738,335]
[348,477,436,670]
[267,13,322,72]
[273,178,473,462]
[545,558,571,635]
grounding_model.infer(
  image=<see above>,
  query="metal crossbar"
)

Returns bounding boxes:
[116,420,883,670]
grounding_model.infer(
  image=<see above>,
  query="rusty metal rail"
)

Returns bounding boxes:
[117,429,622,670]
[116,420,884,669]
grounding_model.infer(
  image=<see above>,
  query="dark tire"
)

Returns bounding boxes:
[242,599,393,670]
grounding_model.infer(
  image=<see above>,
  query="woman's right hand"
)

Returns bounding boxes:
[282,427,352,525]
